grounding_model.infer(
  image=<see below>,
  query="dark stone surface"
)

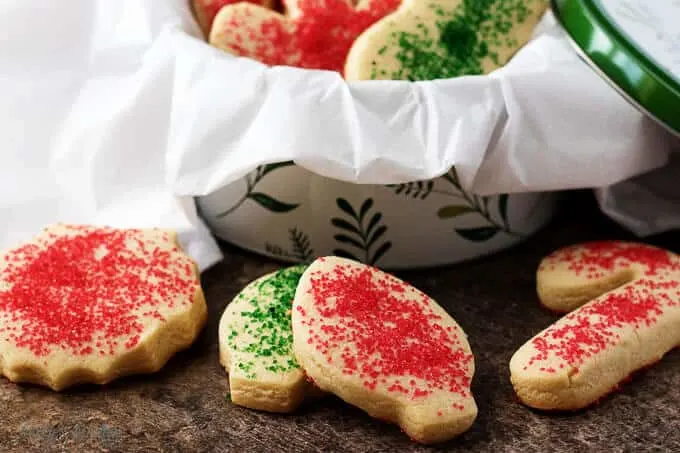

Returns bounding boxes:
[1,192,678,452]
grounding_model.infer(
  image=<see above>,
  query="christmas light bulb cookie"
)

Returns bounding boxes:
[0,224,206,391]
[510,241,680,411]
[219,265,321,412]
[192,0,273,37]
[345,0,548,80]
[209,0,401,73]
[292,257,477,444]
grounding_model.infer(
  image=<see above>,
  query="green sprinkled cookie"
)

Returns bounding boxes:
[345,0,548,81]
[218,265,320,412]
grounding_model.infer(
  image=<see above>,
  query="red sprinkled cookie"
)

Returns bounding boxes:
[510,241,680,410]
[536,241,679,313]
[192,0,273,36]
[292,257,477,444]
[0,224,206,391]
[208,0,401,73]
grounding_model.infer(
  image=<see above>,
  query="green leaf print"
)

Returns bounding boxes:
[288,228,314,263]
[264,227,314,263]
[386,168,521,244]
[248,192,299,213]
[498,194,509,225]
[215,161,298,218]
[455,227,499,242]
[440,169,520,242]
[437,205,475,219]
[331,197,392,266]
[386,181,434,199]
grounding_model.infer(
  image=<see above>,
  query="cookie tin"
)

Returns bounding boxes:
[552,0,680,137]
[196,167,557,270]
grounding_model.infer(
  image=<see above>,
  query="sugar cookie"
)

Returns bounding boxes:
[219,264,321,412]
[0,224,206,391]
[292,257,476,444]
[510,241,680,410]
[209,0,401,73]
[345,0,548,80]
[192,0,273,37]
[537,241,679,313]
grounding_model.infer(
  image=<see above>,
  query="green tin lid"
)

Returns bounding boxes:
[552,0,680,137]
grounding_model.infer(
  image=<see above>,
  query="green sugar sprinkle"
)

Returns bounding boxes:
[227,265,307,379]
[371,0,538,81]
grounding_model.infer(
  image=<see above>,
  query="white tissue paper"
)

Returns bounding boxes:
[0,0,677,271]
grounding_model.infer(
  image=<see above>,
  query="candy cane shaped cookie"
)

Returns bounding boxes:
[219,265,321,412]
[510,241,680,410]
[292,257,477,444]
[536,241,679,313]
[209,0,401,73]
[345,0,548,80]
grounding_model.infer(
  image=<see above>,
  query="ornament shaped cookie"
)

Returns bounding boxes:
[209,0,401,73]
[510,241,680,410]
[0,224,207,391]
[292,257,477,444]
[345,0,548,80]
[192,0,273,36]
[219,265,321,412]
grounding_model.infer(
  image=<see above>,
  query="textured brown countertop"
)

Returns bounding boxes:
[1,192,678,452]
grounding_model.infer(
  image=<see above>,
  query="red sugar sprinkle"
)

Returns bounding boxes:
[543,241,677,280]
[528,277,678,372]
[198,0,266,31]
[302,263,473,400]
[217,0,400,73]
[0,226,198,357]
